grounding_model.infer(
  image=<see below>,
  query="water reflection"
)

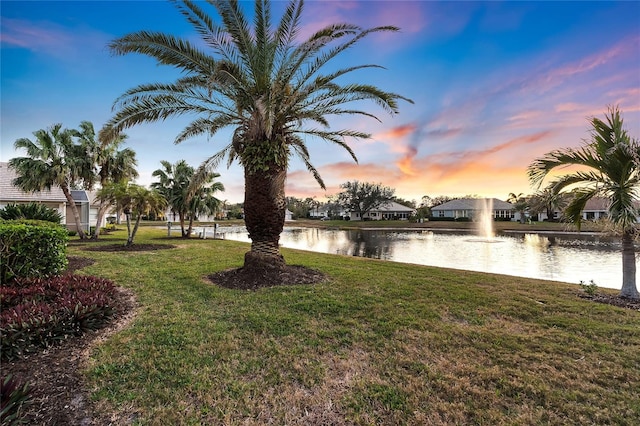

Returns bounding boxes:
[212,226,630,289]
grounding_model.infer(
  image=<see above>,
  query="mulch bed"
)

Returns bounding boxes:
[3,256,638,424]
[209,265,328,290]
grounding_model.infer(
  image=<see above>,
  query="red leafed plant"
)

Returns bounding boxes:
[1,275,118,360]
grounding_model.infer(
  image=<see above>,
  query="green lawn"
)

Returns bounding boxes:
[72,227,639,425]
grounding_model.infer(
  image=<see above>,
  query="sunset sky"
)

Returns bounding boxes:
[2,1,639,204]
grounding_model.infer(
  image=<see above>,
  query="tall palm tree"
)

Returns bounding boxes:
[104,0,411,272]
[528,106,639,299]
[74,121,139,239]
[9,124,92,239]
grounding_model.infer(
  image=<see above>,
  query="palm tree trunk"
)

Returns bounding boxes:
[61,185,87,239]
[128,214,143,246]
[186,216,194,238]
[620,230,639,299]
[91,201,110,239]
[125,213,133,246]
[243,166,286,270]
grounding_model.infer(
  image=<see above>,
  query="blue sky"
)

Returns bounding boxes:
[2,0,639,204]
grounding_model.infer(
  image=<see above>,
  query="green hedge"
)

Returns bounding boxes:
[0,220,69,283]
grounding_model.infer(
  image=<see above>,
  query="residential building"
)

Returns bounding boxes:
[431,198,517,221]
[348,201,416,221]
[0,162,105,232]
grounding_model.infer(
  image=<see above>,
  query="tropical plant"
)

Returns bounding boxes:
[528,106,639,299]
[74,121,138,239]
[97,183,167,246]
[103,0,411,274]
[507,192,529,224]
[9,124,93,239]
[0,202,63,223]
[528,187,570,222]
[184,164,225,236]
[152,160,195,237]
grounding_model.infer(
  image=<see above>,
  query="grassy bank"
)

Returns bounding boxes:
[72,227,638,425]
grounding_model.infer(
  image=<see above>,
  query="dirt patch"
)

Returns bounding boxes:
[82,243,176,252]
[209,265,328,290]
[65,256,96,274]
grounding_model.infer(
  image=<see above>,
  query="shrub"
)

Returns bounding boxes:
[0,221,68,283]
[0,275,118,360]
[0,374,32,425]
[0,202,63,224]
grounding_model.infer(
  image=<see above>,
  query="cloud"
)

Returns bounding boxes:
[1,17,75,55]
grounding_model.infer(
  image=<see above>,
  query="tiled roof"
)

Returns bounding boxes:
[431,198,514,211]
[0,162,67,202]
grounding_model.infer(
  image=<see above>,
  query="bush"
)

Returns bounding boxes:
[0,202,63,224]
[428,217,456,222]
[0,374,32,425]
[0,221,69,283]
[0,275,118,360]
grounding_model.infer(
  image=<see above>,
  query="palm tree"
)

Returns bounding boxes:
[97,182,166,246]
[507,192,529,224]
[151,160,194,237]
[104,0,411,273]
[528,187,569,222]
[74,121,138,239]
[9,124,92,239]
[184,165,225,236]
[528,106,639,299]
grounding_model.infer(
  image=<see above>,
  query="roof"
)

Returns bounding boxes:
[431,198,514,211]
[583,197,609,211]
[0,162,67,203]
[375,201,416,212]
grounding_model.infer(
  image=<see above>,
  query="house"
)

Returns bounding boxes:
[348,201,416,221]
[0,162,68,222]
[285,209,294,221]
[431,198,517,221]
[0,162,105,232]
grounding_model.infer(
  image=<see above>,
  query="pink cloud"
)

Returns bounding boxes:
[0,18,74,54]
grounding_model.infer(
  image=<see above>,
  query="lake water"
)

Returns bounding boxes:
[206,225,631,289]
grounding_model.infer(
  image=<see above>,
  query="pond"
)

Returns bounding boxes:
[207,225,630,290]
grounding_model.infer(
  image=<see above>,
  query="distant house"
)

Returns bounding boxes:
[431,198,517,221]
[348,201,416,221]
[0,162,105,232]
[285,209,294,221]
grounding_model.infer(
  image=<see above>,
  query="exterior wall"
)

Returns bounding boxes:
[0,200,67,225]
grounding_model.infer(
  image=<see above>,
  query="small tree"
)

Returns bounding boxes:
[507,192,529,224]
[528,105,639,299]
[97,183,166,246]
[337,181,395,220]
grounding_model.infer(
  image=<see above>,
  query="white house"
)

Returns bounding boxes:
[431,198,517,221]
[348,201,416,221]
[0,162,105,232]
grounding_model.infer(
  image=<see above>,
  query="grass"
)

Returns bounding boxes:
[71,226,639,425]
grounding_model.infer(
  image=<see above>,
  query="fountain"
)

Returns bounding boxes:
[468,198,502,243]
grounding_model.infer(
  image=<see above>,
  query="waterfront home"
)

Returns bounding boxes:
[348,201,416,221]
[431,198,517,221]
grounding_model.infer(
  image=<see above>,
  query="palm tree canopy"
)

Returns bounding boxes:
[105,0,413,189]
[528,106,640,231]
[9,124,86,192]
